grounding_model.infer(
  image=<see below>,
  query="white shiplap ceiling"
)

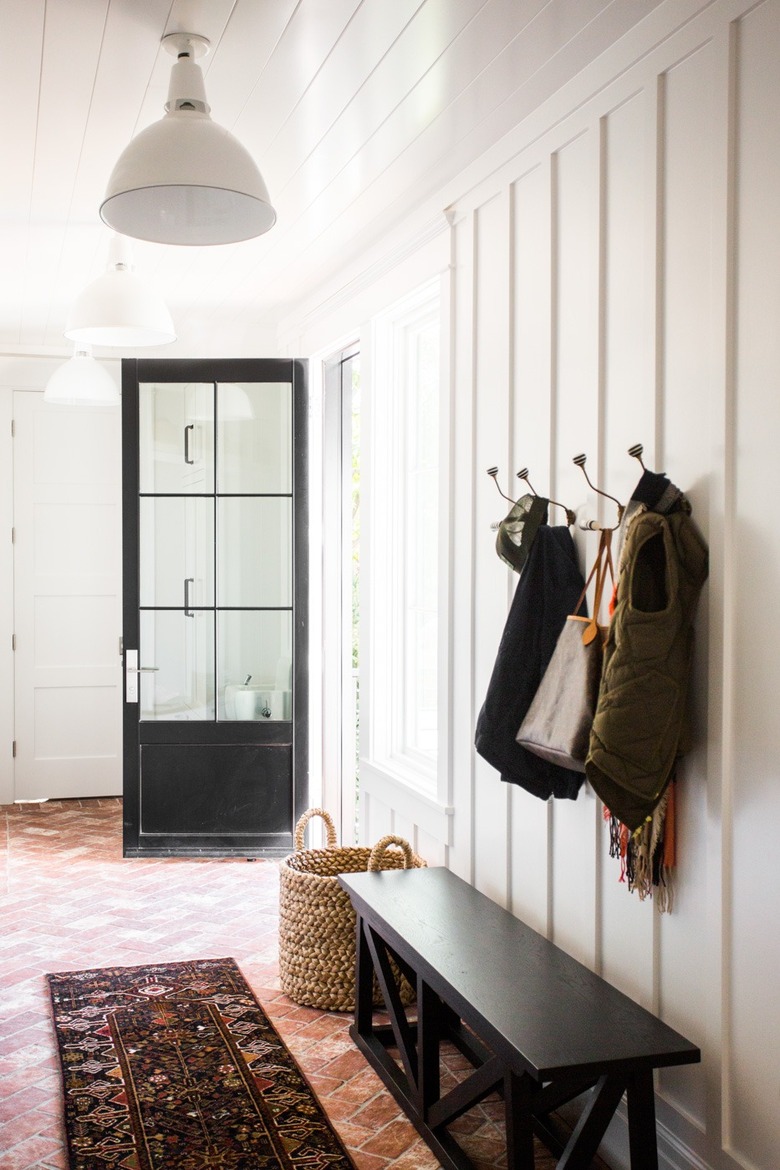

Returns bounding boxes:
[0,0,664,357]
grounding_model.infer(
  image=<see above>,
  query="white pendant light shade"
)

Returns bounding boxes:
[44,347,120,406]
[65,235,176,347]
[100,34,276,246]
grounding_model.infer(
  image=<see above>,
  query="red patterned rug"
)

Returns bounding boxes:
[46,957,355,1170]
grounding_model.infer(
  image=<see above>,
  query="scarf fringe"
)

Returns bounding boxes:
[603,780,676,913]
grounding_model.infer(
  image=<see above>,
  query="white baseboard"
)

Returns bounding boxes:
[597,1100,715,1170]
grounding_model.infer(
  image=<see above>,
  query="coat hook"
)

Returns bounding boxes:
[628,443,645,470]
[572,453,624,526]
[486,466,516,504]
[516,468,576,526]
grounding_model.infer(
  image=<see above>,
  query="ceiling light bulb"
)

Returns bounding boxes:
[99,33,276,246]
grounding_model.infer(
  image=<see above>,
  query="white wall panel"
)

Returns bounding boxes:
[548,128,601,965]
[596,84,659,1017]
[601,88,658,504]
[448,212,477,884]
[552,130,601,518]
[472,193,512,907]
[507,163,555,933]
[728,3,780,1166]
[364,789,394,845]
[508,788,551,935]
[654,41,717,1135]
[597,82,662,1018]
[416,827,447,869]
[511,162,554,493]
[391,812,418,856]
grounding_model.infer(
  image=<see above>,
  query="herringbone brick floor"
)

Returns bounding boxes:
[0,798,561,1170]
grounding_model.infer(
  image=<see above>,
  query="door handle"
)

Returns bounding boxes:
[184,423,195,464]
[125,650,158,704]
[125,649,139,703]
[184,577,195,616]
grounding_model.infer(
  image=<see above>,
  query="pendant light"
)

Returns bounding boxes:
[44,346,120,406]
[100,33,276,246]
[65,234,176,347]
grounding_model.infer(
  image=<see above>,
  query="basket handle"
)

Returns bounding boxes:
[368,834,414,871]
[294,808,338,851]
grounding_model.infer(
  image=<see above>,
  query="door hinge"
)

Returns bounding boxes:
[11,634,15,651]
[11,527,15,544]
[10,418,15,438]
[12,740,16,758]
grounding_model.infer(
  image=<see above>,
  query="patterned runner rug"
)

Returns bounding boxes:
[47,957,355,1170]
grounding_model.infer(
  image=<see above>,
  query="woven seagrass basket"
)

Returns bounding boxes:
[278,807,426,1012]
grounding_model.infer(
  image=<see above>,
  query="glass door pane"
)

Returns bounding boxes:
[217,497,292,607]
[139,610,215,721]
[139,497,215,608]
[139,382,214,493]
[218,610,292,721]
[217,382,292,493]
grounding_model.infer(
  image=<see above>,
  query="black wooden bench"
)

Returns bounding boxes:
[339,866,699,1170]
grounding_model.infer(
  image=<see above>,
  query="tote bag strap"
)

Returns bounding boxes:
[573,528,615,645]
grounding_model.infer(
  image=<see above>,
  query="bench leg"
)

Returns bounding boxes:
[626,1071,659,1170]
[504,1070,536,1170]
[418,979,441,1116]
[354,914,374,1037]
[557,1073,626,1170]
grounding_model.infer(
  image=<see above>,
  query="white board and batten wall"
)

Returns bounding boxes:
[284,2,780,1168]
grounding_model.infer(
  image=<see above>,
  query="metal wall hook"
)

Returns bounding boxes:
[628,443,645,470]
[516,468,576,526]
[486,466,516,504]
[572,453,624,526]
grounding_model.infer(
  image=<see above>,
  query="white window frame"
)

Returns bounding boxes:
[362,277,450,815]
[320,343,361,844]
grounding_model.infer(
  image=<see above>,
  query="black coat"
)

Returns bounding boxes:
[475,525,585,801]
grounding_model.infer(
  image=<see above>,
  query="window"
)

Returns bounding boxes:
[367,281,443,795]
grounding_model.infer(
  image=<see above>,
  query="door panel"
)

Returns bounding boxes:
[123,359,308,856]
[13,391,122,800]
[139,743,292,840]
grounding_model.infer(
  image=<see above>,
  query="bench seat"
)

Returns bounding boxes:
[339,866,699,1170]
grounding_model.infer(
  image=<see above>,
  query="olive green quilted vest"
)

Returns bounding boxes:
[585,508,708,830]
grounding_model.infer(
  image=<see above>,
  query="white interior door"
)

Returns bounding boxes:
[13,390,122,800]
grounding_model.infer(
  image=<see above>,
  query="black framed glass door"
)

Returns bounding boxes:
[121,358,308,856]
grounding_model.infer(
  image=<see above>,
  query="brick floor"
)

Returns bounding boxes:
[0,798,564,1170]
